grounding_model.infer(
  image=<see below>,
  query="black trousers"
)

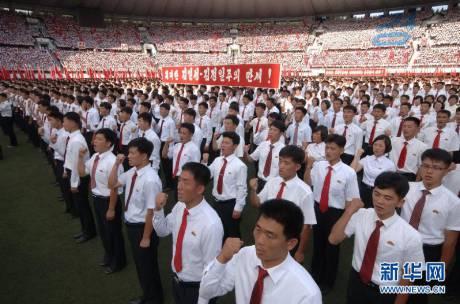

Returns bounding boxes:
[120,144,130,171]
[62,168,77,215]
[341,153,354,166]
[399,172,417,182]
[311,202,344,288]
[407,243,443,304]
[83,131,94,155]
[172,275,200,304]
[359,181,374,209]
[447,234,460,295]
[92,195,126,270]
[30,121,40,147]
[160,141,174,189]
[213,198,240,240]
[70,174,96,237]
[125,223,163,304]
[347,269,396,304]
[257,178,266,193]
[1,116,18,146]
[55,160,70,206]
[453,150,460,164]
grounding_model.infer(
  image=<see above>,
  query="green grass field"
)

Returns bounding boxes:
[0,128,457,304]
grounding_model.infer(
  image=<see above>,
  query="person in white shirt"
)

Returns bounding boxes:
[80,96,100,153]
[118,107,137,170]
[351,135,396,208]
[245,120,286,192]
[304,134,360,293]
[157,103,176,189]
[137,113,161,172]
[199,199,322,304]
[153,163,224,304]
[96,102,118,132]
[203,131,247,240]
[400,148,460,304]
[388,102,411,138]
[77,128,126,274]
[249,103,269,148]
[181,108,203,148]
[108,138,164,304]
[361,104,390,155]
[332,105,363,165]
[306,126,327,163]
[162,123,200,197]
[250,145,317,264]
[0,93,18,147]
[286,107,312,149]
[62,112,96,243]
[420,110,460,153]
[325,99,344,129]
[329,172,424,304]
[196,102,212,154]
[213,115,245,158]
[48,111,72,215]
[239,94,255,125]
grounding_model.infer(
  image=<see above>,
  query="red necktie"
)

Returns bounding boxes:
[209,107,213,118]
[420,115,424,125]
[101,118,105,128]
[63,136,70,162]
[85,112,89,128]
[409,190,430,230]
[396,119,404,137]
[293,123,299,145]
[242,105,246,119]
[342,125,348,137]
[217,157,227,194]
[359,220,384,284]
[359,114,365,123]
[174,208,189,273]
[456,124,459,134]
[255,118,260,133]
[199,117,203,128]
[158,119,164,138]
[119,123,124,150]
[432,129,442,148]
[263,145,274,177]
[276,182,286,199]
[319,166,333,213]
[397,141,408,169]
[331,113,337,128]
[124,171,138,211]
[90,154,100,189]
[368,121,377,144]
[250,266,269,304]
[172,143,185,178]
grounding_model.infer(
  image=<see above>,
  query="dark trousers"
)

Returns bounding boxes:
[453,150,460,164]
[172,275,200,304]
[407,244,443,304]
[125,223,163,303]
[120,144,130,171]
[83,131,94,155]
[399,172,417,182]
[213,198,240,240]
[1,116,18,146]
[363,143,373,156]
[30,121,40,147]
[55,160,70,205]
[359,181,374,209]
[311,202,344,288]
[70,174,96,237]
[160,141,173,189]
[341,153,354,165]
[347,269,396,304]
[62,169,77,215]
[447,234,460,296]
[92,195,126,270]
[257,178,266,193]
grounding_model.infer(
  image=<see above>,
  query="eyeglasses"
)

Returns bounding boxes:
[420,164,448,171]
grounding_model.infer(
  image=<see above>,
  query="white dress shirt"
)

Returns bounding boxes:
[97,115,118,132]
[415,113,435,130]
[50,128,69,161]
[443,164,460,196]
[305,142,326,162]
[388,115,408,137]
[153,199,224,282]
[156,116,176,142]
[239,103,255,122]
[345,208,425,286]
[362,118,390,144]
[209,154,247,212]
[82,108,100,131]
[119,120,137,146]
[250,140,285,181]
[207,106,221,129]
[400,182,460,245]
[199,245,322,304]
[196,115,213,146]
[311,160,360,209]
[258,176,316,225]
[0,100,13,117]
[138,129,161,171]
[389,137,427,174]
[118,165,161,224]
[85,150,122,197]
[420,126,460,152]
[286,121,312,147]
[168,141,201,177]
[359,155,396,186]
[64,130,90,188]
[334,123,363,156]
[325,111,344,129]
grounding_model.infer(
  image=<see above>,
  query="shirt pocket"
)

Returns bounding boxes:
[330,177,346,195]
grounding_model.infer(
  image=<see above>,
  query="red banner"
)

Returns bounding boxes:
[160,64,281,89]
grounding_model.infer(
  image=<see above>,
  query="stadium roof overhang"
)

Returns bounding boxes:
[5,0,449,20]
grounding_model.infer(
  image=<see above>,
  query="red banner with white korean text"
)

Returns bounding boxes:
[160,64,281,89]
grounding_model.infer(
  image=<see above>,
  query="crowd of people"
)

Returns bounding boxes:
[0,11,36,46]
[1,76,460,304]
[0,46,55,69]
